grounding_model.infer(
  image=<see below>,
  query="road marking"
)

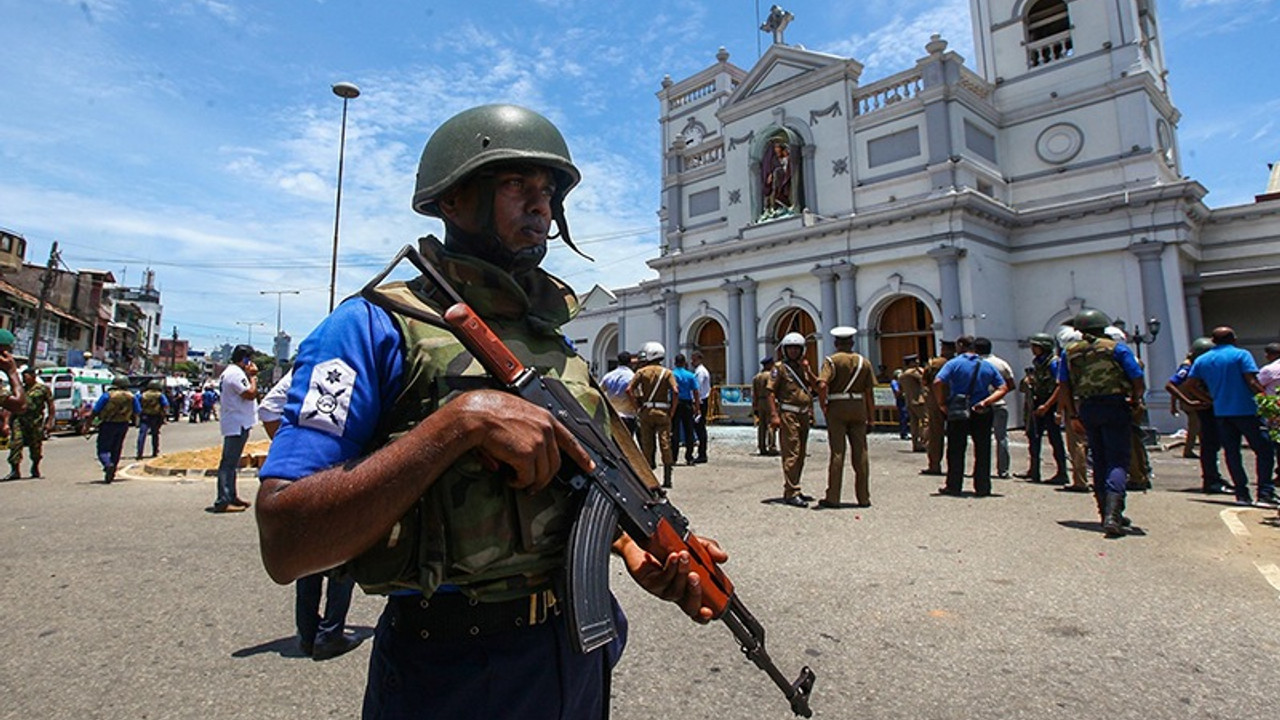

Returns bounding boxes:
[1220,508,1250,537]
[1254,563,1280,593]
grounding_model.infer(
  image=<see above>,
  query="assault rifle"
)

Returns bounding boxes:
[362,245,816,717]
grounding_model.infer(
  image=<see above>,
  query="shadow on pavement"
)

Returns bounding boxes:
[231,625,375,659]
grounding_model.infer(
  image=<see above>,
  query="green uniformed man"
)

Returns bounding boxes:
[752,357,778,456]
[817,326,876,508]
[5,368,53,480]
[920,340,955,475]
[0,330,29,466]
[897,354,928,453]
[769,332,817,507]
[628,341,678,487]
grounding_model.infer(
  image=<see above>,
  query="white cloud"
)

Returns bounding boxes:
[825,0,975,79]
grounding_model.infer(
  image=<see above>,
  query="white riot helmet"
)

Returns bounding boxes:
[638,341,665,362]
[780,332,806,348]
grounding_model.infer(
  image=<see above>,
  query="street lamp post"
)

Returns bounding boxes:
[328,81,361,313]
[1114,316,1162,364]
[259,290,301,337]
[235,321,266,348]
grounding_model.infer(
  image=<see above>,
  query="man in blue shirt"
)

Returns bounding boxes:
[671,353,701,465]
[1057,310,1146,537]
[933,335,1009,497]
[254,105,722,718]
[1185,327,1275,507]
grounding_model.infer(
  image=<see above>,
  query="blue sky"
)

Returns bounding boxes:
[1,0,1275,353]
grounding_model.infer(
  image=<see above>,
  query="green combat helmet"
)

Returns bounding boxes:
[1028,333,1055,350]
[1072,309,1111,336]
[111,376,129,389]
[411,104,588,270]
[1190,336,1214,358]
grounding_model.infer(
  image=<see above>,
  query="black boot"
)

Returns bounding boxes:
[104,466,116,484]
[1102,494,1125,538]
[3,464,19,481]
[29,461,40,479]
[662,466,673,489]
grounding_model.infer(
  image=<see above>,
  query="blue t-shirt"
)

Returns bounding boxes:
[1189,344,1260,417]
[1168,361,1191,387]
[1054,341,1144,384]
[673,367,698,402]
[259,298,405,482]
[935,353,1005,404]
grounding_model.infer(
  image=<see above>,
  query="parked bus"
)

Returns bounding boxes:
[38,367,116,433]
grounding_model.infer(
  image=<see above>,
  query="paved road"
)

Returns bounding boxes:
[1,420,1277,719]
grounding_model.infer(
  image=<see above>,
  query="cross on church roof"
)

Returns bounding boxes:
[760,4,794,45]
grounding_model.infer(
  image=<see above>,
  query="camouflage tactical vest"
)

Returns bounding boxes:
[1030,357,1057,404]
[346,237,604,602]
[141,389,165,416]
[99,389,136,423]
[1065,337,1130,399]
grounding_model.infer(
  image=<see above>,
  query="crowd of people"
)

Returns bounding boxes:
[601,310,1280,543]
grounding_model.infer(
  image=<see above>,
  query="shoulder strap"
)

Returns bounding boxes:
[966,356,982,396]
[783,361,806,388]
[842,355,865,394]
[646,369,669,404]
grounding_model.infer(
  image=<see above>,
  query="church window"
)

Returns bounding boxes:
[1025,0,1073,69]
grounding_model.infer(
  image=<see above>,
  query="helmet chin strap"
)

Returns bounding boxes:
[445,178,591,271]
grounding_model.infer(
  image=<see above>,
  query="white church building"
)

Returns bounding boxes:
[564,0,1280,432]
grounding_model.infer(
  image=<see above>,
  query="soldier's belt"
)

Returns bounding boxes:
[779,403,810,413]
[644,402,671,409]
[387,588,559,641]
[827,393,864,401]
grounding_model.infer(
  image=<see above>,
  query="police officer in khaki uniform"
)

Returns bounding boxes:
[628,341,678,487]
[817,327,876,508]
[897,354,928,453]
[769,332,817,507]
[920,340,955,475]
[752,358,778,455]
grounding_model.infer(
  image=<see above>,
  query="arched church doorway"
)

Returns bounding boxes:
[876,296,935,371]
[692,319,726,386]
[596,325,620,375]
[771,307,818,369]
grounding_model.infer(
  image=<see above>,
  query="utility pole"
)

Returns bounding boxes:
[169,326,178,373]
[28,242,60,366]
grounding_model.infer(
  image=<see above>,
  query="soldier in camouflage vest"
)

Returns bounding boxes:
[93,376,139,484]
[255,105,724,717]
[6,368,54,480]
[1057,310,1146,537]
[136,379,170,460]
[1018,333,1067,484]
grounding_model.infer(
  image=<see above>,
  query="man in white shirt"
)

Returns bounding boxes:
[975,337,1016,478]
[691,351,712,464]
[213,344,258,513]
[599,351,638,436]
[1259,343,1280,396]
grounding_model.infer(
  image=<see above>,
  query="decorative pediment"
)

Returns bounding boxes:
[727,44,849,105]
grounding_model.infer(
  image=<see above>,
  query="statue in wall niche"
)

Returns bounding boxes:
[760,138,797,221]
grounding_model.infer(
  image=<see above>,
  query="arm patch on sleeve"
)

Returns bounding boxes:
[299,358,357,437]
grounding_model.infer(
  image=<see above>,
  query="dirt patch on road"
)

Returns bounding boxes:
[149,440,273,471]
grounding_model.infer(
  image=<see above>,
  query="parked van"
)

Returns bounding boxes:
[38,367,116,432]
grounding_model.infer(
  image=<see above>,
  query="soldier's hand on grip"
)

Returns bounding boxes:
[457,389,593,493]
